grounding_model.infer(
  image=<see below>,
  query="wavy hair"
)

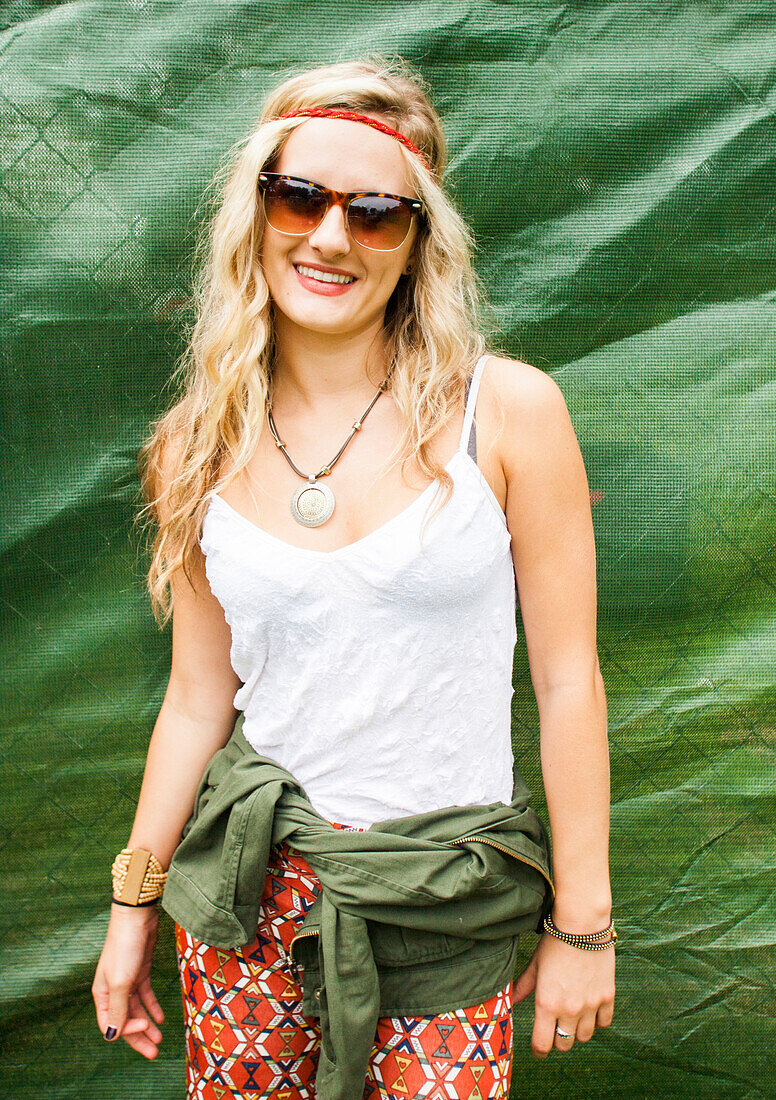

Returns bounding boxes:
[137,52,505,625]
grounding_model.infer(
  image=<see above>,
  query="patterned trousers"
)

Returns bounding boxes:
[174,819,515,1099]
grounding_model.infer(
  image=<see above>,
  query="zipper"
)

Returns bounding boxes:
[449,835,555,899]
[288,927,319,977]
[288,831,554,972]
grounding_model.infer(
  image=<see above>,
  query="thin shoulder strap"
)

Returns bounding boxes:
[461,354,519,608]
[459,354,491,460]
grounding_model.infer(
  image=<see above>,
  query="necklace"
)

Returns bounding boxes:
[266,374,392,528]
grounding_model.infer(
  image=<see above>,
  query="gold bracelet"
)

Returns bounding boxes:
[542,912,617,951]
[111,848,168,906]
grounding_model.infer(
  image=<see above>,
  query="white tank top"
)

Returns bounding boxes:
[200,353,519,829]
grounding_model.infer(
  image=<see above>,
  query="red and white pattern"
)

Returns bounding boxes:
[174,820,514,1099]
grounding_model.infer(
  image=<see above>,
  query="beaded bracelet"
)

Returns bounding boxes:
[543,912,617,950]
[111,847,168,906]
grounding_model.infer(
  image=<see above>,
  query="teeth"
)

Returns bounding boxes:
[295,265,356,285]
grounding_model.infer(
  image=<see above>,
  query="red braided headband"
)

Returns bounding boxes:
[276,108,430,171]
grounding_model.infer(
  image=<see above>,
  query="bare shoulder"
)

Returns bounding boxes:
[480,354,573,479]
[483,353,566,415]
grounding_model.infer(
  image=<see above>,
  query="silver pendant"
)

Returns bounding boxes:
[291,477,335,527]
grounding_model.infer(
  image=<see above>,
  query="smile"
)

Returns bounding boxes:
[294,264,357,285]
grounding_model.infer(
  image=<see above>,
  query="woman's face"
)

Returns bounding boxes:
[259,115,420,338]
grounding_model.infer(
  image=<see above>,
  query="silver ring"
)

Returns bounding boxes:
[555,1027,572,1038]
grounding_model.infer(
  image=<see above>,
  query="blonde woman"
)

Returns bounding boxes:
[92,54,615,1099]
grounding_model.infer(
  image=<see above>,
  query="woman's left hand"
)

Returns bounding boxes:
[512,931,616,1057]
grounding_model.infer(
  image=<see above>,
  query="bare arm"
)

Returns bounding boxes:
[497,357,612,929]
[93,438,242,1057]
[120,446,242,882]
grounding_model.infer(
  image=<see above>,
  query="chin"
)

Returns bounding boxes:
[281,305,358,332]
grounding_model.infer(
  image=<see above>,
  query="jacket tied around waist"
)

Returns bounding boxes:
[161,713,555,1100]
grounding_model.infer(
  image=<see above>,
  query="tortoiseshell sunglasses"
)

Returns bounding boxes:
[257,172,426,252]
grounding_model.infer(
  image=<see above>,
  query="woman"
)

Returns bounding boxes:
[92,54,615,1099]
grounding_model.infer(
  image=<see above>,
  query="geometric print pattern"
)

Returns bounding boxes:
[174,819,514,1099]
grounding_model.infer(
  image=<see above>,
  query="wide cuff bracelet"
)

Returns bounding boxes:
[111,847,167,906]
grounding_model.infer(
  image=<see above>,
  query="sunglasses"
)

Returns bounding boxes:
[257,172,426,252]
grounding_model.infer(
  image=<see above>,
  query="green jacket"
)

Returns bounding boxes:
[162,714,554,1100]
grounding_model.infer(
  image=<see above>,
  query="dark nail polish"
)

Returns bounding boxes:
[104,1026,117,1040]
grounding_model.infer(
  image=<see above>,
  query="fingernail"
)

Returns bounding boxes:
[104,1026,117,1040]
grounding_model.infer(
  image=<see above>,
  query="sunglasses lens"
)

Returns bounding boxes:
[348,195,413,250]
[263,177,327,234]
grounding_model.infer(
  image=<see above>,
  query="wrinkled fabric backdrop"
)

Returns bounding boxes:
[1,2,774,1098]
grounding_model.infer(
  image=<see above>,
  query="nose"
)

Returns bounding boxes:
[307,201,351,255]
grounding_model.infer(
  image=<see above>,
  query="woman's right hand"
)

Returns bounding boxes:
[92,903,166,1059]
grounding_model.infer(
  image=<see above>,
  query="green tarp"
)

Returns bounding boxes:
[2,3,774,1098]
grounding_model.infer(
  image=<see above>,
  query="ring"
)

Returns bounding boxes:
[555,1027,572,1039]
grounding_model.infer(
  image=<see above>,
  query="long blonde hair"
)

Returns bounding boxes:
[137,52,505,625]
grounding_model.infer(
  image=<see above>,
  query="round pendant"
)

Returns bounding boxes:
[291,478,335,527]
